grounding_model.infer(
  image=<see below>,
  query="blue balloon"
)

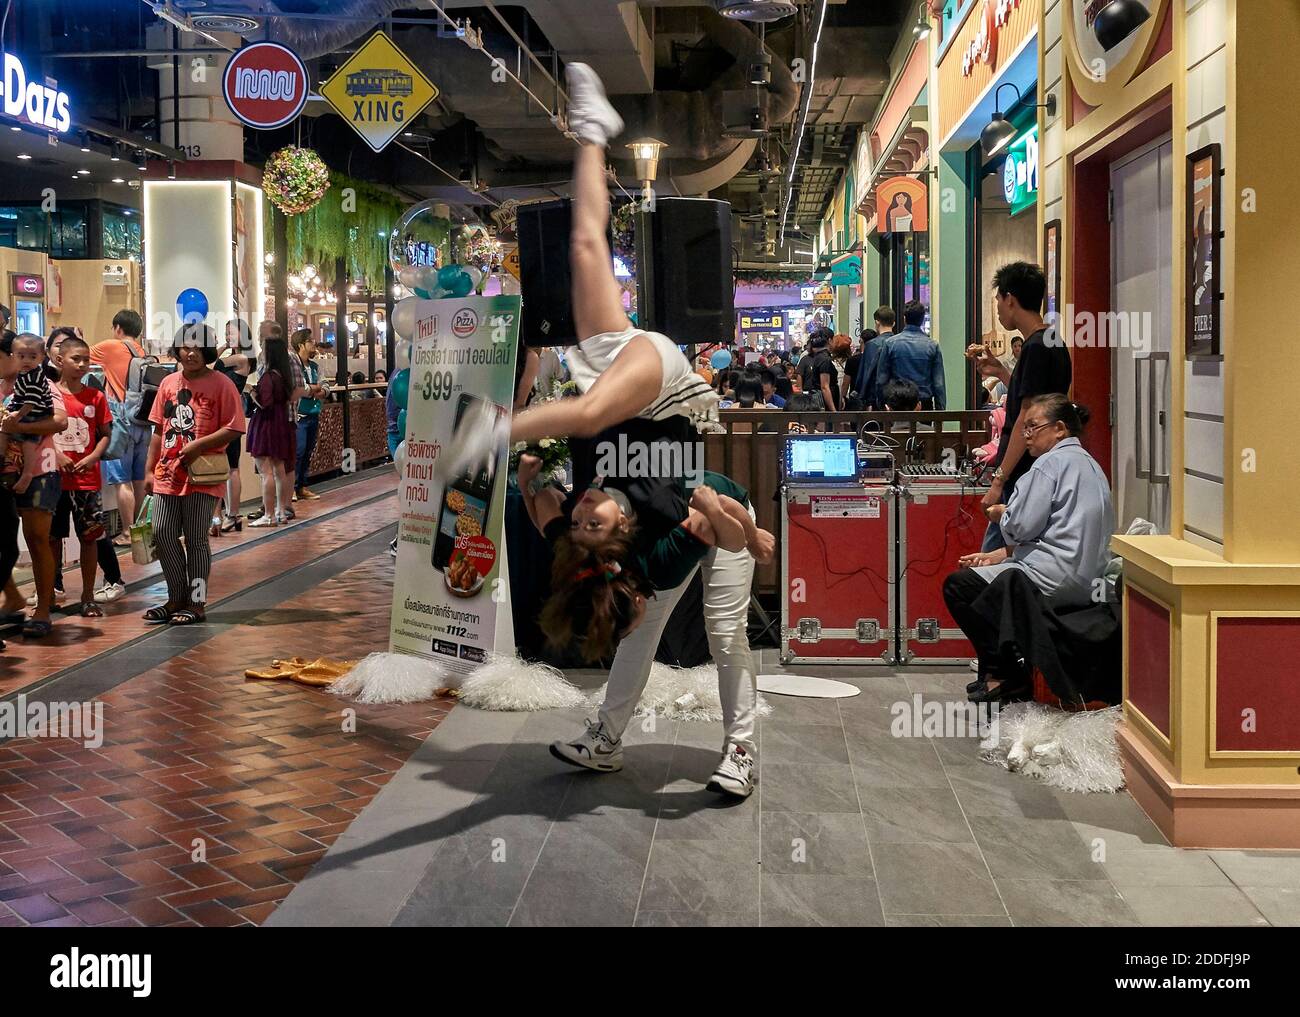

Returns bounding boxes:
[390,367,410,408]
[710,349,732,371]
[437,264,463,289]
[176,287,208,324]
[397,408,408,437]
[448,271,474,298]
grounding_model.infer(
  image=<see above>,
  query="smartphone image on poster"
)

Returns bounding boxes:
[432,393,505,572]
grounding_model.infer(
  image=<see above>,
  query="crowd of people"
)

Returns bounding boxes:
[0,306,358,648]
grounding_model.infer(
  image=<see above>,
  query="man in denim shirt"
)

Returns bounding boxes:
[877,300,945,410]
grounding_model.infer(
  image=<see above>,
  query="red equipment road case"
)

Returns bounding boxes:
[896,470,989,664]
[780,485,896,665]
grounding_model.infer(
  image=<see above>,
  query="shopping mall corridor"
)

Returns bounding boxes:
[1,469,1296,927]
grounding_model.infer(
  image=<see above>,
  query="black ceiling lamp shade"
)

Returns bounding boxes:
[1093,0,1151,52]
[979,82,1057,158]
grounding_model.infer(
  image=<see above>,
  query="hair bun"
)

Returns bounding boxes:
[1073,402,1091,427]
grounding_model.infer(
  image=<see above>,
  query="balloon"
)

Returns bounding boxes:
[394,440,407,479]
[448,271,474,298]
[412,285,435,300]
[461,265,482,290]
[397,264,423,291]
[437,264,463,289]
[397,408,407,437]
[391,297,420,340]
[710,349,732,371]
[176,287,209,325]
[390,367,410,408]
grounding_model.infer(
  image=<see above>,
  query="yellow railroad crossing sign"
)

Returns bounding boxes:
[502,247,521,281]
[319,32,438,153]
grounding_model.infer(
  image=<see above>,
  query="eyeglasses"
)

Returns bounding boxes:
[1022,420,1052,437]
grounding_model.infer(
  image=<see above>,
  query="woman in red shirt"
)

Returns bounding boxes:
[144,325,245,625]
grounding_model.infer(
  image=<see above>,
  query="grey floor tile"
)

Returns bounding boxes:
[634,909,759,927]
[1119,886,1271,927]
[654,791,760,842]
[639,840,760,913]
[760,763,861,813]
[946,763,1067,820]
[1102,848,1233,888]
[1238,886,1300,926]
[265,868,414,927]
[872,842,1004,916]
[510,860,643,926]
[761,695,845,727]
[762,874,884,926]
[843,726,950,788]
[761,723,849,764]
[392,905,512,927]
[401,829,548,909]
[415,707,530,760]
[1208,850,1300,889]
[969,816,1107,881]
[860,786,974,844]
[1053,788,1169,851]
[760,812,873,875]
[997,878,1139,927]
[886,914,1013,927]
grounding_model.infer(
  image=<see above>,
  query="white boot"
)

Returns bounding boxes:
[565,63,624,147]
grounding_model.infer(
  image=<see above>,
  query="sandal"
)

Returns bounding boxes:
[77,602,104,618]
[21,619,53,638]
[143,605,174,623]
[168,609,206,626]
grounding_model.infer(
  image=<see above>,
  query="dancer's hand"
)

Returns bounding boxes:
[689,485,721,515]
[748,528,776,565]
[516,453,542,486]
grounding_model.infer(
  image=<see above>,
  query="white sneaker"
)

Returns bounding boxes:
[388,538,399,558]
[707,743,756,799]
[433,399,508,483]
[27,590,64,607]
[93,582,126,604]
[549,718,624,772]
[565,62,624,146]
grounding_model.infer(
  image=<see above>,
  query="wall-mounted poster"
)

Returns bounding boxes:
[1186,143,1221,357]
[1043,218,1061,323]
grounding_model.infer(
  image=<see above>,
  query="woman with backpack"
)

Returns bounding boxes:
[246,332,297,527]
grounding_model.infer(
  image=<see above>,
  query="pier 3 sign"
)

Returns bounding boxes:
[320,32,439,153]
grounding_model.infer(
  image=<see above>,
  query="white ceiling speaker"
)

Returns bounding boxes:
[716,1,799,22]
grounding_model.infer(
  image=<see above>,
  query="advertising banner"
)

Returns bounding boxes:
[389,296,520,672]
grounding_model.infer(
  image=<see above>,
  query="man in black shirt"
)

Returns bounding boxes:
[966,262,1072,551]
[799,328,840,410]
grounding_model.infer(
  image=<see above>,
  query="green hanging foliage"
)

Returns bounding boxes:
[265,168,451,291]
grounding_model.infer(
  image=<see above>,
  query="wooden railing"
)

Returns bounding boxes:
[705,410,993,594]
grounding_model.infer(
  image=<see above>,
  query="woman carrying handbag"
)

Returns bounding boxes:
[142,324,245,626]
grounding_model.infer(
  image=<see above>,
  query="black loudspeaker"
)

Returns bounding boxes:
[517,198,577,346]
[636,197,734,344]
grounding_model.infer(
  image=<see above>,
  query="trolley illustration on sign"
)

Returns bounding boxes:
[345,69,414,97]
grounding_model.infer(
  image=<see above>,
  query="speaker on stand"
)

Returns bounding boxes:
[635,197,735,344]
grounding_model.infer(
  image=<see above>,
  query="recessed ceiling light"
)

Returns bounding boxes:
[8,126,19,132]
[112,177,125,183]
[16,153,31,160]
[77,168,90,176]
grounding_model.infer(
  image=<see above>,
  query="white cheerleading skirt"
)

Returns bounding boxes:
[565,326,719,431]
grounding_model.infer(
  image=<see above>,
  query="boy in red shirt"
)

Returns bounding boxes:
[50,336,111,617]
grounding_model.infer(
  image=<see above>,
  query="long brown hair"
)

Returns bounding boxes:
[540,531,645,663]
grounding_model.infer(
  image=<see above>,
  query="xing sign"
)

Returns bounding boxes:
[319,32,438,153]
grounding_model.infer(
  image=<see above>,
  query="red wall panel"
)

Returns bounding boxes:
[1215,617,1300,752]
[1127,587,1171,736]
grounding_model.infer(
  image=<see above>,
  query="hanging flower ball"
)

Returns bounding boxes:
[263,146,331,216]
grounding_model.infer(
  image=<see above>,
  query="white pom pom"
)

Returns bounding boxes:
[329,651,448,704]
[587,662,774,723]
[457,653,587,711]
[980,702,1123,793]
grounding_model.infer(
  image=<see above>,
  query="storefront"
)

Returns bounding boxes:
[930,0,1042,407]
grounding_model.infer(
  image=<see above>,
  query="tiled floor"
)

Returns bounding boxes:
[273,662,1297,928]
[0,476,451,927]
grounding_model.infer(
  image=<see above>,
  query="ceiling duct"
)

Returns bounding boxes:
[714,1,799,22]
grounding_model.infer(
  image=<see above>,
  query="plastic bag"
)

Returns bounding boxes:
[130,494,156,566]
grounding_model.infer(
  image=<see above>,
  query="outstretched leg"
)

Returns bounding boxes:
[570,142,629,342]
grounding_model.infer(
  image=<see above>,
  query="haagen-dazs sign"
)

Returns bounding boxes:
[1,52,71,132]
[961,0,1025,77]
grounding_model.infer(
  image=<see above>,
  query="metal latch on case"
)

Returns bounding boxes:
[916,618,940,642]
[796,618,821,642]
[856,619,881,643]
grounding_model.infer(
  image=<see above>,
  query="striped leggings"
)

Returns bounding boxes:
[153,493,217,607]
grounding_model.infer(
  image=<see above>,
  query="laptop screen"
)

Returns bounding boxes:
[784,436,859,483]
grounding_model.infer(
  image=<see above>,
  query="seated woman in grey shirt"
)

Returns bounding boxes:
[944,394,1114,703]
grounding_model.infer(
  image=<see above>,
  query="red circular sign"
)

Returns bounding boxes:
[223,42,308,130]
[453,535,497,578]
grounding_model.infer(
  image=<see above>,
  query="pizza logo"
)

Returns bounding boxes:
[451,308,479,339]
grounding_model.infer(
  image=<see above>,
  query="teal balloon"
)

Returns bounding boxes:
[390,367,410,408]
[448,271,474,297]
[628,311,638,326]
[710,349,732,370]
[397,409,407,437]
[437,264,462,288]
[412,285,434,299]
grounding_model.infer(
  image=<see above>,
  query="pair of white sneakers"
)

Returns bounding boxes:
[549,719,757,800]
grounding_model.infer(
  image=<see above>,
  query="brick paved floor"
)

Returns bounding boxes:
[0,472,397,696]
[0,483,450,927]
